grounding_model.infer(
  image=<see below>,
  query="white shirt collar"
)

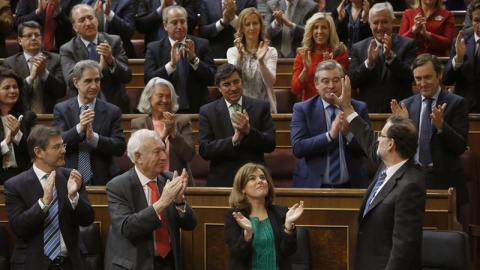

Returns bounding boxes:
[168,36,187,48]
[385,159,408,181]
[421,87,441,102]
[33,163,51,182]
[77,97,96,111]
[135,166,157,187]
[24,52,42,63]
[80,35,99,48]
[224,96,243,109]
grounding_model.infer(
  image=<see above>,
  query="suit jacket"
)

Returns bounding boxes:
[3,51,66,113]
[82,0,136,58]
[105,169,197,270]
[224,205,296,270]
[198,0,257,58]
[400,90,469,205]
[144,35,216,113]
[15,0,80,52]
[131,114,196,185]
[198,95,276,187]
[265,0,318,58]
[59,33,133,113]
[332,3,372,53]
[4,167,95,270]
[53,98,126,185]
[348,115,426,270]
[443,33,480,112]
[349,34,417,113]
[136,0,199,49]
[0,0,14,58]
[291,96,370,188]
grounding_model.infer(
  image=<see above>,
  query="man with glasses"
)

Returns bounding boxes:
[3,21,66,114]
[290,59,369,188]
[53,60,126,185]
[4,125,95,269]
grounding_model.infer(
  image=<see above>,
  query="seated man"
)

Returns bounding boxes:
[198,63,276,187]
[3,21,66,114]
[53,60,126,185]
[291,59,370,188]
[105,129,197,270]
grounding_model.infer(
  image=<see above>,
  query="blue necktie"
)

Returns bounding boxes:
[363,169,387,217]
[176,43,189,109]
[78,105,93,184]
[328,105,340,183]
[44,174,61,260]
[88,42,99,61]
[419,98,433,166]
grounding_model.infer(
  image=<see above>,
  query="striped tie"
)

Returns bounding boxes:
[44,174,61,260]
[363,169,387,217]
[78,105,93,184]
[328,105,340,183]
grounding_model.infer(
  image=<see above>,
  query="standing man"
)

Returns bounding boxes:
[53,60,126,185]
[198,63,276,187]
[105,129,197,270]
[392,53,470,208]
[291,60,370,188]
[4,125,95,269]
[3,21,66,114]
[265,0,318,58]
[144,5,216,113]
[349,2,417,113]
[334,76,426,270]
[60,3,132,113]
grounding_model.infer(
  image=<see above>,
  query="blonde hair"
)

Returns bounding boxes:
[234,8,267,53]
[302,12,345,56]
[413,0,444,9]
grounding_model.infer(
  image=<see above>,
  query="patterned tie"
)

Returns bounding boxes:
[419,98,433,166]
[231,103,240,113]
[29,58,44,113]
[363,169,387,217]
[176,43,189,109]
[44,2,54,51]
[280,2,293,57]
[328,105,340,183]
[44,174,61,260]
[78,105,93,184]
[147,181,171,258]
[88,42,99,61]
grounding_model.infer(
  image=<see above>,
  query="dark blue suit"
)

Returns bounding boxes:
[53,98,126,185]
[400,89,469,205]
[198,0,257,58]
[144,35,216,113]
[291,96,370,188]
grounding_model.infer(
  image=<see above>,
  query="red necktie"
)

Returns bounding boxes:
[147,181,171,258]
[44,2,54,51]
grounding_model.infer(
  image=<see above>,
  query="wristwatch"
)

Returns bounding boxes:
[174,195,186,206]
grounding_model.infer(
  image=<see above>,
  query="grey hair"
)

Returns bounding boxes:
[369,2,395,22]
[70,4,93,24]
[314,59,345,82]
[137,77,179,114]
[72,60,101,80]
[127,129,164,163]
[162,5,187,23]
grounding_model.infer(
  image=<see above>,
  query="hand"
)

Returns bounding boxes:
[94,0,102,16]
[361,0,370,22]
[50,0,60,13]
[366,39,381,67]
[161,0,174,8]
[257,40,269,65]
[232,129,244,144]
[431,103,447,130]
[4,115,22,144]
[231,109,250,135]
[36,0,47,14]
[301,48,312,70]
[185,39,196,62]
[67,169,82,199]
[285,201,304,224]
[390,99,409,118]
[169,40,183,68]
[105,0,111,16]
[42,171,56,205]
[329,112,342,139]
[35,54,47,77]
[155,171,185,210]
[412,13,425,34]
[224,0,236,22]
[272,6,284,25]
[86,123,94,140]
[383,34,392,57]
[332,76,355,116]
[79,108,95,133]
[337,0,346,21]
[234,37,244,62]
[454,30,466,63]
[323,51,333,61]
[163,112,177,138]
[174,168,188,201]
[97,40,114,66]
[232,211,253,241]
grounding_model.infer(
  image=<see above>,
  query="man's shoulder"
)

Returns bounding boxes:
[4,169,32,188]
[107,169,134,189]
[100,33,121,43]
[199,99,221,113]
[3,53,22,64]
[393,33,416,44]
[188,35,210,47]
[96,98,122,114]
[54,98,75,111]
[60,37,77,52]
[351,98,368,111]
[352,37,373,49]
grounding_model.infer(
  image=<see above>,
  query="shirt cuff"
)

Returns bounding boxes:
[364,60,374,70]
[166,62,175,75]
[272,21,282,34]
[38,198,50,213]
[452,57,462,70]
[69,192,79,209]
[190,57,199,70]
[1,139,9,155]
[216,20,225,32]
[88,133,99,148]
[13,130,22,145]
[230,16,238,28]
[76,124,84,135]
[26,77,34,87]
[106,10,115,21]
[156,6,162,15]
[41,70,49,82]
[346,112,359,123]
[326,132,332,143]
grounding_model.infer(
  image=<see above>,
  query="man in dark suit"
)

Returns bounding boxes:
[443,2,480,112]
[4,125,95,270]
[144,5,216,113]
[265,0,318,58]
[60,3,132,113]
[82,0,136,58]
[3,21,66,114]
[105,129,197,270]
[198,63,276,187]
[291,60,370,188]
[198,0,257,58]
[349,1,417,113]
[15,0,80,52]
[136,0,198,50]
[333,76,426,270]
[53,60,126,185]
[392,53,469,207]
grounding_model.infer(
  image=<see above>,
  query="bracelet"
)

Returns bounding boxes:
[189,57,199,65]
[284,222,295,232]
[219,19,227,27]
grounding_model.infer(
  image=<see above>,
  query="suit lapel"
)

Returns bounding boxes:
[74,37,89,61]
[130,168,149,211]
[27,168,45,200]
[16,54,30,78]
[311,98,328,135]
[410,95,422,128]
[215,99,235,137]
[93,99,107,134]
[67,99,81,126]
[54,168,68,214]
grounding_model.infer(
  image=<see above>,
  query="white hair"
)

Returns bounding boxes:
[127,129,164,163]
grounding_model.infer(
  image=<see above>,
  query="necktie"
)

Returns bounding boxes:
[363,169,387,217]
[98,4,105,32]
[78,105,93,184]
[328,105,340,183]
[176,43,189,109]
[280,2,293,57]
[475,40,480,73]
[147,181,171,258]
[44,2,54,51]
[231,103,240,113]
[419,98,433,166]
[29,58,44,113]
[377,46,385,76]
[44,174,61,260]
[88,42,99,61]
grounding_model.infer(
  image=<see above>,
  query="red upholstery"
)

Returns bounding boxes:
[274,89,296,113]
[127,88,143,113]
[6,40,20,56]
[131,39,144,58]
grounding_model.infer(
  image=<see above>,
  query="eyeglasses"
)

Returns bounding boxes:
[21,33,41,39]
[376,131,389,140]
[52,143,67,151]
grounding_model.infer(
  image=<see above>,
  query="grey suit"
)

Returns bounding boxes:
[3,51,66,113]
[105,169,197,270]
